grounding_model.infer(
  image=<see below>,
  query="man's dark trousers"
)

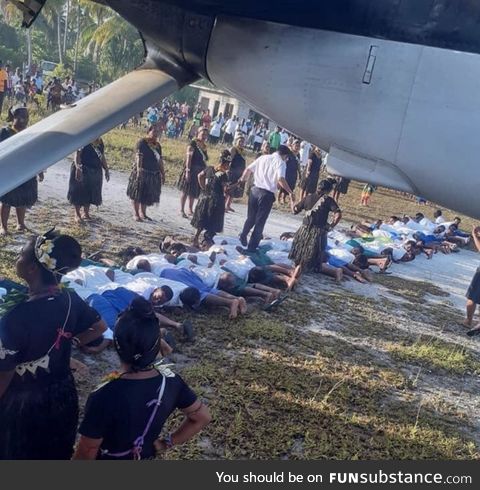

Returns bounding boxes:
[240,186,275,251]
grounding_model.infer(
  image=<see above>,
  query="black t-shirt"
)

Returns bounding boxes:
[80,142,104,169]
[79,371,197,459]
[0,291,100,388]
[295,193,340,228]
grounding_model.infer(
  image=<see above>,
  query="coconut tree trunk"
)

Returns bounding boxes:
[26,27,32,69]
[73,3,81,75]
[57,11,63,64]
[63,0,70,56]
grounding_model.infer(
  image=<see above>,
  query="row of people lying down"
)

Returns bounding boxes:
[345,213,471,260]
[0,231,211,460]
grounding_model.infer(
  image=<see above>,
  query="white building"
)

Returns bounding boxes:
[192,84,252,120]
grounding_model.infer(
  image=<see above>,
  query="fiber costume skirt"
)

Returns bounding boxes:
[466,267,480,303]
[0,177,38,208]
[191,193,225,233]
[227,168,245,198]
[289,225,327,270]
[67,164,103,206]
[177,165,205,199]
[0,373,78,460]
[301,171,320,194]
[127,168,161,206]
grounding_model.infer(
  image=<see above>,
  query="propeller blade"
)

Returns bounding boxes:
[0,69,178,197]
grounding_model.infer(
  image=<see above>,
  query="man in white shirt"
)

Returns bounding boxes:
[223,115,238,144]
[238,145,295,251]
[299,141,312,168]
[280,129,289,145]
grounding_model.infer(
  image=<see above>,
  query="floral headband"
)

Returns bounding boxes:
[34,229,59,273]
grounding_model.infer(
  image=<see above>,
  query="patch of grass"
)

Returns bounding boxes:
[162,348,477,460]
[386,337,480,375]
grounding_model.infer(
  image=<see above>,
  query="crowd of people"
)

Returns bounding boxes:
[0,60,100,116]
[1,93,479,460]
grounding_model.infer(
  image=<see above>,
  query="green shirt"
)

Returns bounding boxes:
[269,132,281,150]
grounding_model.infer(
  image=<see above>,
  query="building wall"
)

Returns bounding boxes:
[197,89,251,120]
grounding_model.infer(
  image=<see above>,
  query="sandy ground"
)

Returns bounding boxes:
[37,158,478,313]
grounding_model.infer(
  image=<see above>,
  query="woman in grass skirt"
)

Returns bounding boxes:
[178,126,208,218]
[289,179,342,281]
[225,135,246,212]
[0,230,106,459]
[300,146,322,199]
[68,138,110,223]
[0,106,43,235]
[127,125,165,221]
[191,150,231,247]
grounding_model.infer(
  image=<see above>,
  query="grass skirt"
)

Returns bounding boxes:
[127,168,161,206]
[67,164,103,206]
[191,193,225,233]
[289,224,327,270]
[0,178,38,208]
[177,165,204,199]
[0,373,78,459]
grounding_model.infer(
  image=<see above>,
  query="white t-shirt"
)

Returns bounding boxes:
[119,273,165,300]
[209,120,222,137]
[247,153,286,193]
[299,142,312,167]
[266,250,293,266]
[419,218,435,232]
[435,216,445,224]
[126,254,172,276]
[224,119,238,135]
[222,257,256,280]
[254,128,266,144]
[280,131,289,145]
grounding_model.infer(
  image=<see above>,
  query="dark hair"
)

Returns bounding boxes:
[121,246,145,263]
[179,287,201,307]
[220,149,231,165]
[353,254,369,270]
[390,215,399,222]
[248,266,268,284]
[415,213,424,221]
[159,285,174,303]
[136,259,151,272]
[454,216,461,222]
[114,297,160,370]
[277,145,292,157]
[433,209,442,218]
[169,243,187,256]
[28,231,82,285]
[318,179,334,194]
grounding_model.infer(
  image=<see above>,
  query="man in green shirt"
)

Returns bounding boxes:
[268,126,281,152]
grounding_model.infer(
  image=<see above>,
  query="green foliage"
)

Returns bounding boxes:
[0,0,143,84]
[51,63,73,81]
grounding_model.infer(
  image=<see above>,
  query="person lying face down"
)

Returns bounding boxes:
[159,267,247,319]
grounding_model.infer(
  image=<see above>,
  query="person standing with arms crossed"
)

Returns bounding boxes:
[238,145,295,253]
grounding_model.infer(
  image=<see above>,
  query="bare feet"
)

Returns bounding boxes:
[463,320,472,328]
[229,299,239,319]
[335,269,343,282]
[83,214,92,221]
[16,224,27,232]
[286,276,297,291]
[74,216,84,224]
[238,297,248,314]
[180,211,188,219]
[134,215,143,222]
[0,227,8,236]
